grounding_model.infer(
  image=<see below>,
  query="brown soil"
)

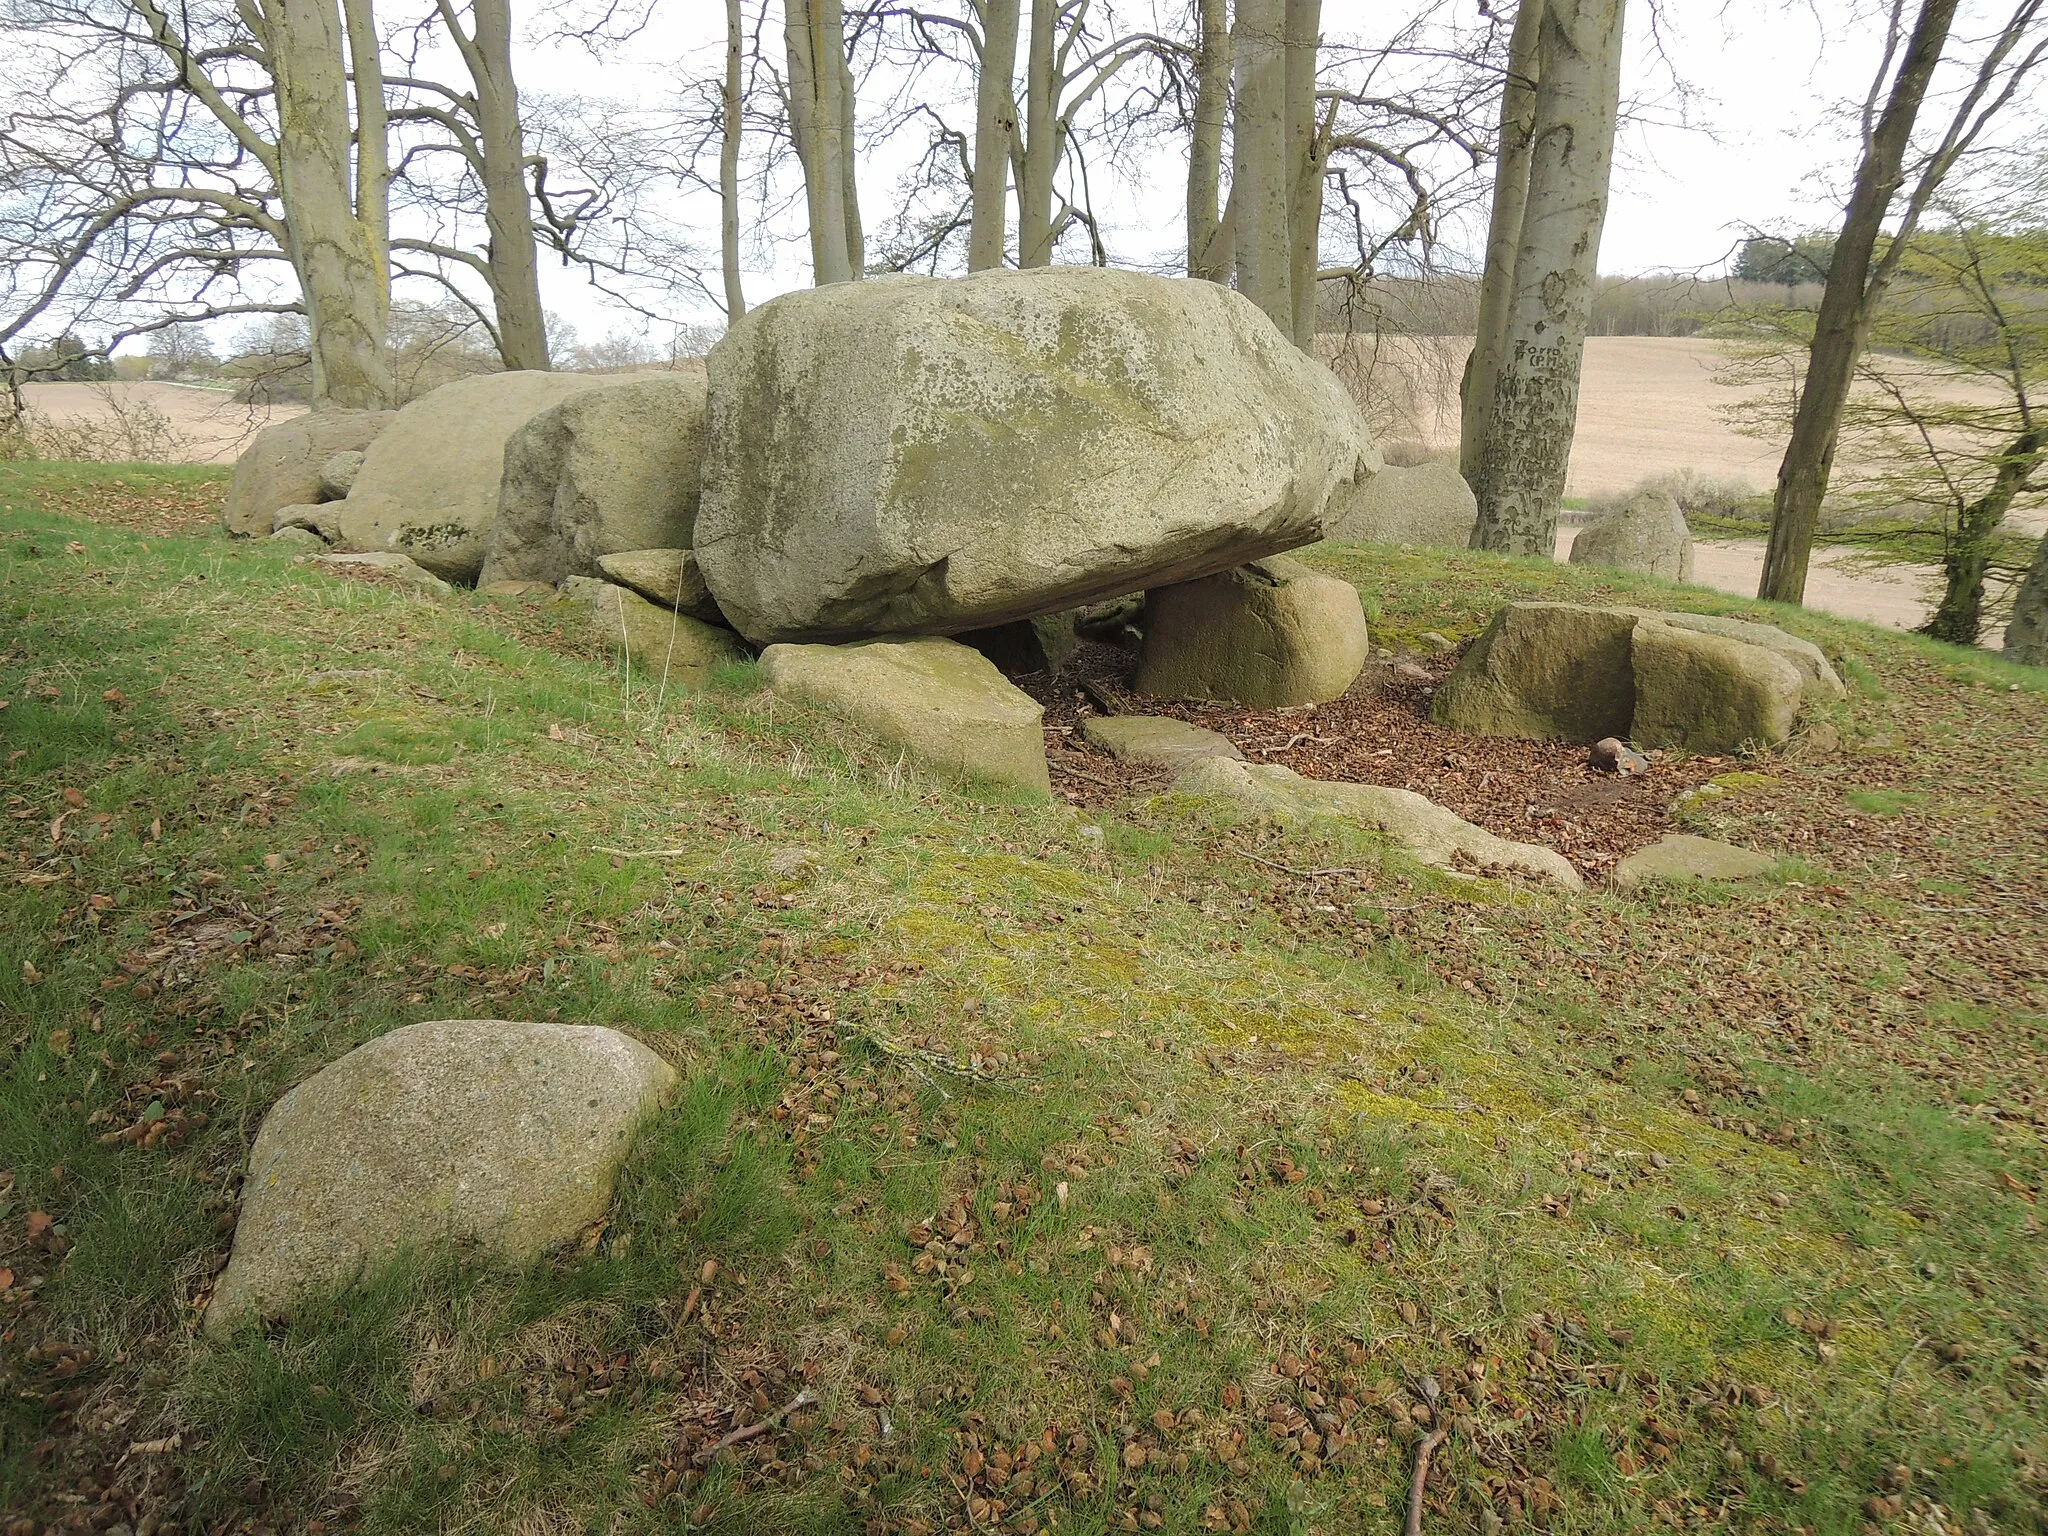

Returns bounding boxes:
[1024,640,1732,879]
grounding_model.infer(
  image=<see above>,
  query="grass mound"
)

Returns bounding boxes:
[2,463,2044,1535]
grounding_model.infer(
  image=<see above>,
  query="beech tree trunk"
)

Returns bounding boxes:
[967,0,1021,270]
[2006,529,2048,665]
[1186,0,1231,282]
[1468,0,1627,557]
[1460,0,1544,486]
[264,0,394,407]
[1283,0,1323,349]
[461,0,548,369]
[785,0,860,284]
[1017,0,1059,267]
[1230,0,1291,334]
[1757,0,1960,603]
[1922,425,2043,644]
[721,0,746,317]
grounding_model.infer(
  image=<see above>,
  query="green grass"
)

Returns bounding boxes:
[2,466,2044,1535]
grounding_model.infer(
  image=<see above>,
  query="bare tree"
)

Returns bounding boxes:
[1757,0,2047,603]
[1468,0,1627,557]
[1459,0,1542,485]
[0,0,396,405]
[786,0,864,283]
[968,0,1021,268]
[722,0,748,313]
[1186,0,1231,282]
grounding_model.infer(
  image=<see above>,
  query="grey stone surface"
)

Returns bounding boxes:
[759,636,1051,799]
[205,1020,675,1332]
[1135,556,1369,706]
[595,548,726,623]
[333,371,626,583]
[694,267,1377,643]
[1630,618,1804,753]
[271,503,340,541]
[1323,461,1478,548]
[1569,490,1695,580]
[1172,757,1582,889]
[223,410,394,536]
[480,366,709,588]
[309,551,452,593]
[1082,714,1244,768]
[1613,833,1777,890]
[570,579,746,683]
[1431,603,1640,742]
[269,526,328,550]
[317,449,366,501]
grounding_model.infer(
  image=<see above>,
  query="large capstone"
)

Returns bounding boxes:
[204,1020,675,1333]
[1134,556,1369,707]
[694,267,1377,644]
[223,410,394,536]
[331,371,627,583]
[479,365,710,588]
[758,635,1051,799]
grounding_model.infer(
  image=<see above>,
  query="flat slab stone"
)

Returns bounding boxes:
[1172,757,1582,890]
[596,548,723,621]
[1083,715,1243,768]
[759,635,1051,800]
[308,551,451,593]
[1613,833,1777,891]
[205,1020,675,1333]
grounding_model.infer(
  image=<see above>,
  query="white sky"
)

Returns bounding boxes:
[523,0,1916,342]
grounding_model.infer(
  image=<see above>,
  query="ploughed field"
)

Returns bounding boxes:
[3,463,2045,1536]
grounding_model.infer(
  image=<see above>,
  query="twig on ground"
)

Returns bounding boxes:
[1231,847,1419,909]
[1882,1335,1927,1426]
[1051,762,1116,788]
[1077,678,1121,716]
[692,1389,815,1466]
[1406,1423,1450,1536]
[592,846,694,860]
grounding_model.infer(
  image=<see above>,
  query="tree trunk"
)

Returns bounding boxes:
[1921,426,2043,645]
[466,0,548,369]
[1757,0,1960,603]
[1230,0,1291,334]
[265,0,393,407]
[1018,0,1058,267]
[720,0,746,318]
[1283,0,1323,349]
[1186,0,1231,282]
[968,0,1020,270]
[835,14,864,279]
[1460,0,1544,486]
[785,0,853,285]
[2006,528,2048,665]
[341,0,388,333]
[1468,0,1626,557]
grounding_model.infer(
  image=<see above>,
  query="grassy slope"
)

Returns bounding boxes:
[1,464,2044,1536]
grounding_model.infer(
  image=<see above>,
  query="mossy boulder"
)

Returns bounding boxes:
[1173,758,1581,889]
[1631,619,1803,752]
[223,409,394,536]
[1613,833,1777,891]
[572,579,746,682]
[694,267,1377,644]
[759,636,1050,799]
[1431,603,1639,741]
[204,1020,675,1333]
[1323,461,1477,548]
[1434,601,1837,753]
[1569,490,1694,580]
[595,548,726,623]
[1135,556,1369,706]
[480,366,709,588]
[333,371,624,583]
[1082,714,1243,768]
[2008,535,2048,664]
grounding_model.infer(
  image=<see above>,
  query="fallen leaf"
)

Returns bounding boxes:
[21,961,41,985]
[61,787,83,808]
[25,1211,52,1240]
[548,723,567,741]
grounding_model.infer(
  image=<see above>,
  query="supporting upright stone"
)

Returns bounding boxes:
[1135,557,1368,706]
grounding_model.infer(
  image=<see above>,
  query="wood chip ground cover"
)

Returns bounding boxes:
[0,467,2043,1536]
